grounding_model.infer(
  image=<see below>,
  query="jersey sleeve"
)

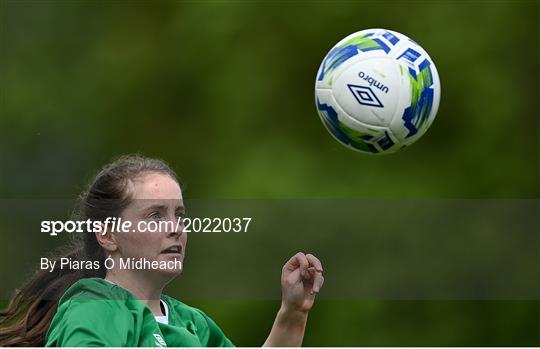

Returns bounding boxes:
[45,299,133,347]
[194,309,235,347]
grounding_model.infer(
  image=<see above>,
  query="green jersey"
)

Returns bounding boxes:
[45,277,234,347]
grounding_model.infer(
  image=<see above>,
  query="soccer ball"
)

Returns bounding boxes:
[315,29,441,154]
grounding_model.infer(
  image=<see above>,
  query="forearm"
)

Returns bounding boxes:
[263,305,309,347]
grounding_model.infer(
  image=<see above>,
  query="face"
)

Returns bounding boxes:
[112,172,186,280]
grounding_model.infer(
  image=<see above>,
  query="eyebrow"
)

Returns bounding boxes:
[142,204,185,212]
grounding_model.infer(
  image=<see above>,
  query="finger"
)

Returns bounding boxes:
[306,254,323,272]
[284,252,309,273]
[305,266,324,294]
[312,273,324,294]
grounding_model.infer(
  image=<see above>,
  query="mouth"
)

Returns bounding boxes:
[161,245,182,255]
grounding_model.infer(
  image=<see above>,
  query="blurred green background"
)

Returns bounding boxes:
[1,0,539,346]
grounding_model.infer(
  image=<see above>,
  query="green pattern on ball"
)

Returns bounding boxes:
[320,34,383,86]
[407,66,434,133]
[337,121,378,153]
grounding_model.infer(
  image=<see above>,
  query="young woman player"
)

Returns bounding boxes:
[0,155,324,347]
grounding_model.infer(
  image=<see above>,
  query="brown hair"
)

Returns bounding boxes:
[0,154,179,346]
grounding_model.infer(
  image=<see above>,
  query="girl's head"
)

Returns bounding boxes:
[81,155,186,282]
[0,154,183,346]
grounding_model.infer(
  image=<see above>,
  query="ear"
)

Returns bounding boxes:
[95,223,118,253]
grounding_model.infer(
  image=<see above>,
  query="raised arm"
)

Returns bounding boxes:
[263,252,324,347]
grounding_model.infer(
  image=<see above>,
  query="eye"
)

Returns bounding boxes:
[175,212,185,220]
[148,211,162,220]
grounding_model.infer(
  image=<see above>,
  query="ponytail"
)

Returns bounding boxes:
[0,245,105,346]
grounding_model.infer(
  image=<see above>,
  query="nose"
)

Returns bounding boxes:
[167,229,180,238]
[166,217,183,238]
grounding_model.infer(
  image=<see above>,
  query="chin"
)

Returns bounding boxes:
[157,267,183,285]
[158,257,184,275]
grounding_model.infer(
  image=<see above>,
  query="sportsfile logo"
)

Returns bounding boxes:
[357,71,389,94]
[41,217,253,236]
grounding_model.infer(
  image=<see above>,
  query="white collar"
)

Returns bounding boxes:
[155,299,169,325]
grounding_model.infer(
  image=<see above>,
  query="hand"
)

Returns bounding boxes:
[280,252,324,313]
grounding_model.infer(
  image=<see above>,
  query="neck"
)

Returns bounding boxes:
[105,269,164,316]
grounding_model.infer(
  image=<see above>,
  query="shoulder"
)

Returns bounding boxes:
[45,278,141,346]
[54,277,151,320]
[59,277,127,302]
[161,295,234,347]
[53,277,134,316]
[54,277,137,317]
